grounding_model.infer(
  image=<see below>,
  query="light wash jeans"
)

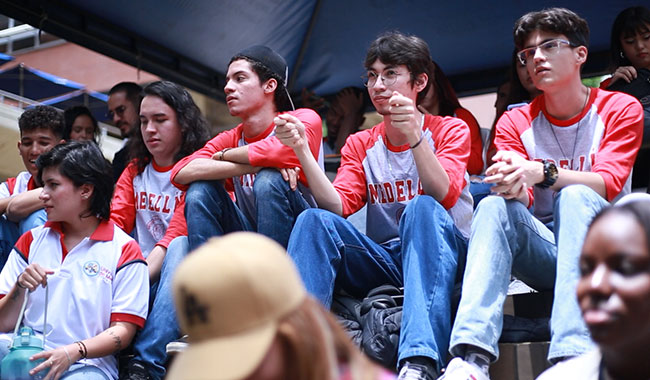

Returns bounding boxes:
[450,185,608,362]
[0,209,47,270]
[287,195,466,371]
[0,340,109,379]
[184,169,310,251]
[131,236,188,380]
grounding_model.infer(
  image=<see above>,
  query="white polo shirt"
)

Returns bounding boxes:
[0,171,36,198]
[0,220,149,380]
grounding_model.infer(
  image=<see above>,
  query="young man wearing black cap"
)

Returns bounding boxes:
[171,45,323,251]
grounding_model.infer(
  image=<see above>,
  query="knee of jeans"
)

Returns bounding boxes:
[555,184,596,205]
[253,168,288,195]
[474,194,508,217]
[166,236,189,262]
[402,195,444,220]
[295,208,332,228]
[186,181,225,206]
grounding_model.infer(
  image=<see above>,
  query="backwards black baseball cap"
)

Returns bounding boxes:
[235,45,289,87]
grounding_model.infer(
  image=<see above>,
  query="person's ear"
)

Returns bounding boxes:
[575,46,588,66]
[414,73,428,93]
[263,78,278,94]
[79,183,94,201]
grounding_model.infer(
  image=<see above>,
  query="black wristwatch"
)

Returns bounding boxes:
[537,160,558,188]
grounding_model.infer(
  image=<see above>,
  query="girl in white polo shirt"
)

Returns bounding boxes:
[0,141,149,380]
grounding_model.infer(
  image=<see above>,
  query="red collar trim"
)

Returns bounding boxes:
[151,160,175,172]
[27,175,37,190]
[242,118,277,144]
[44,220,114,241]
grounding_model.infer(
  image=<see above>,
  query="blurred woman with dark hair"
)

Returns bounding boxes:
[602,6,650,190]
[538,199,650,379]
[418,60,484,176]
[0,141,148,380]
[63,106,100,143]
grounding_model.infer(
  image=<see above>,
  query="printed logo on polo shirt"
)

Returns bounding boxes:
[83,261,100,276]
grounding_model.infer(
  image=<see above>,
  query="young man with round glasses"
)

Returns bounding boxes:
[440,8,643,380]
[275,31,473,380]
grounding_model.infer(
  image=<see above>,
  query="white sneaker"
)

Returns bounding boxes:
[438,358,490,380]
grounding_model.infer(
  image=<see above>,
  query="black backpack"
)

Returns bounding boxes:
[331,285,403,368]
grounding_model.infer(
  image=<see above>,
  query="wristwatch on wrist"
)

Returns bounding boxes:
[538,160,558,188]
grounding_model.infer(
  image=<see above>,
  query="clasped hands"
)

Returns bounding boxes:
[484,151,544,201]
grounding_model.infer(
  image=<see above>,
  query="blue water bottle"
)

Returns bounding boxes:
[0,284,49,380]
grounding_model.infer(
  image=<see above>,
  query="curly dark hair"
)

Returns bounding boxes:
[129,81,211,173]
[514,7,589,51]
[228,55,293,112]
[63,105,100,143]
[37,141,113,220]
[364,31,435,105]
[18,105,64,138]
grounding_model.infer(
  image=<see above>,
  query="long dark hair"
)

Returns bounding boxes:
[430,59,461,117]
[63,105,100,143]
[129,81,210,173]
[36,141,113,220]
[609,6,650,70]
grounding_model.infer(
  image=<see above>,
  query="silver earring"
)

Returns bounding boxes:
[620,51,625,59]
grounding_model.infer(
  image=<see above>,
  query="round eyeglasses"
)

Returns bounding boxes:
[362,69,409,88]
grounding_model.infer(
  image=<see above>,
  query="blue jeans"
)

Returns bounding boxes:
[469,178,493,209]
[132,236,188,380]
[185,169,310,251]
[450,185,608,362]
[0,341,108,379]
[0,209,47,270]
[287,196,466,371]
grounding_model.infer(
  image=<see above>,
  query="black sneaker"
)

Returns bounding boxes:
[397,361,437,380]
[125,360,152,380]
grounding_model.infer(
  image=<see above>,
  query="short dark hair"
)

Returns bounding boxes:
[108,82,144,112]
[63,105,100,143]
[18,106,64,138]
[228,56,293,112]
[609,6,650,69]
[36,141,113,220]
[130,81,211,172]
[364,31,434,105]
[513,8,590,51]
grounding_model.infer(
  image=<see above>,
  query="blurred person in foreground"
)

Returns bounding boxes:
[167,232,395,380]
[538,199,650,379]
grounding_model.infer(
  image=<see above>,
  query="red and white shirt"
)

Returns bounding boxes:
[334,114,473,243]
[495,88,643,223]
[111,161,186,257]
[454,107,484,175]
[0,220,149,380]
[0,171,37,199]
[171,108,323,224]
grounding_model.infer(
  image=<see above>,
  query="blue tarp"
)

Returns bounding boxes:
[0,64,85,101]
[0,53,14,65]
[39,89,109,122]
